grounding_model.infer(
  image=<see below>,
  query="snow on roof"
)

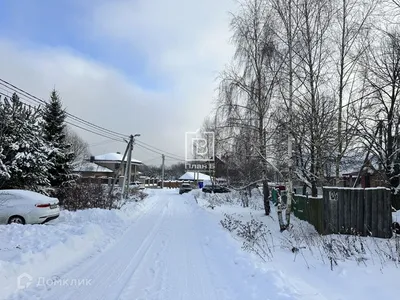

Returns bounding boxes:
[179,172,211,181]
[94,152,142,164]
[73,162,113,173]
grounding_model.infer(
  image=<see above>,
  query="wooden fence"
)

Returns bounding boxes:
[392,193,400,210]
[292,194,324,233]
[293,187,393,238]
[157,181,182,188]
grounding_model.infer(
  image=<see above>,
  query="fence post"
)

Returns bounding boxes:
[370,189,378,237]
[357,189,364,235]
[343,189,351,233]
[364,189,372,236]
[323,188,328,234]
[377,188,384,238]
[385,189,393,238]
[350,189,356,231]
[338,188,344,232]
[330,188,339,233]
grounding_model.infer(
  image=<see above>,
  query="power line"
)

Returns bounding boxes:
[64,121,123,142]
[136,139,185,159]
[89,138,121,147]
[1,87,185,160]
[141,156,162,164]
[0,78,188,161]
[0,86,125,141]
[0,90,124,142]
[0,79,129,139]
[0,80,127,141]
[135,143,185,162]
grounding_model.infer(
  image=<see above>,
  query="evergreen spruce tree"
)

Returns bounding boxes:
[0,95,10,184]
[0,93,52,190]
[42,90,75,187]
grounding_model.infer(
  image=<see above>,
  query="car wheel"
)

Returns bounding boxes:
[8,216,25,225]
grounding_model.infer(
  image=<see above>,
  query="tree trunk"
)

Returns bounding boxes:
[335,0,347,186]
[285,0,294,229]
[263,179,270,215]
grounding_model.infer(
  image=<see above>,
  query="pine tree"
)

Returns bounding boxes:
[42,90,75,187]
[0,95,10,183]
[0,93,52,190]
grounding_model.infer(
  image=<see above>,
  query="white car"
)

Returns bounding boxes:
[129,181,145,190]
[0,189,60,224]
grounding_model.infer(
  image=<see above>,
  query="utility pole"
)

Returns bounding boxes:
[123,135,134,199]
[108,141,130,206]
[161,154,165,189]
[118,133,140,200]
[121,135,133,199]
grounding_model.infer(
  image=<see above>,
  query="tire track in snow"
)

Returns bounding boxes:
[7,190,324,300]
[117,195,176,300]
[8,195,170,300]
[123,193,233,300]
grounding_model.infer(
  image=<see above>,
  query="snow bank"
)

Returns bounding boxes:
[198,191,400,300]
[0,198,149,299]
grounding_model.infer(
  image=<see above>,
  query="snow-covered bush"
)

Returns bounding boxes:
[57,179,148,211]
[57,179,110,210]
[221,213,274,261]
[221,212,400,270]
[197,188,263,209]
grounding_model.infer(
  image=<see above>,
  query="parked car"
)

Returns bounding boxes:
[202,185,230,193]
[0,190,60,224]
[179,183,192,194]
[129,181,145,190]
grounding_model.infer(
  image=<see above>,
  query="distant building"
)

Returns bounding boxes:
[91,152,143,182]
[73,162,113,180]
[179,172,212,185]
[71,152,143,183]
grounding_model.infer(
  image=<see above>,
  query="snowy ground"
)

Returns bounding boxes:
[0,191,154,300]
[0,188,398,300]
[195,189,400,300]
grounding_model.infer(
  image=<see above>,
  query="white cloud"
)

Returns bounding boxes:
[87,0,236,83]
[0,0,237,165]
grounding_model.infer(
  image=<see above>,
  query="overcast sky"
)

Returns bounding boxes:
[0,0,236,166]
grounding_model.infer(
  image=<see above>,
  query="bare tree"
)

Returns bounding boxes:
[270,0,302,229]
[359,30,400,189]
[218,0,284,215]
[64,127,91,167]
[332,0,377,185]
[291,0,334,196]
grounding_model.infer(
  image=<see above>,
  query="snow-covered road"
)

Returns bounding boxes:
[8,189,301,300]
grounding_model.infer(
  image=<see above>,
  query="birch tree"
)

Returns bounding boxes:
[219,0,283,215]
[293,0,334,196]
[360,30,400,189]
[270,0,301,228]
[332,0,377,185]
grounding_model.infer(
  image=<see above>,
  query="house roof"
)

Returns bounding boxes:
[179,172,211,181]
[73,162,113,173]
[93,152,142,164]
